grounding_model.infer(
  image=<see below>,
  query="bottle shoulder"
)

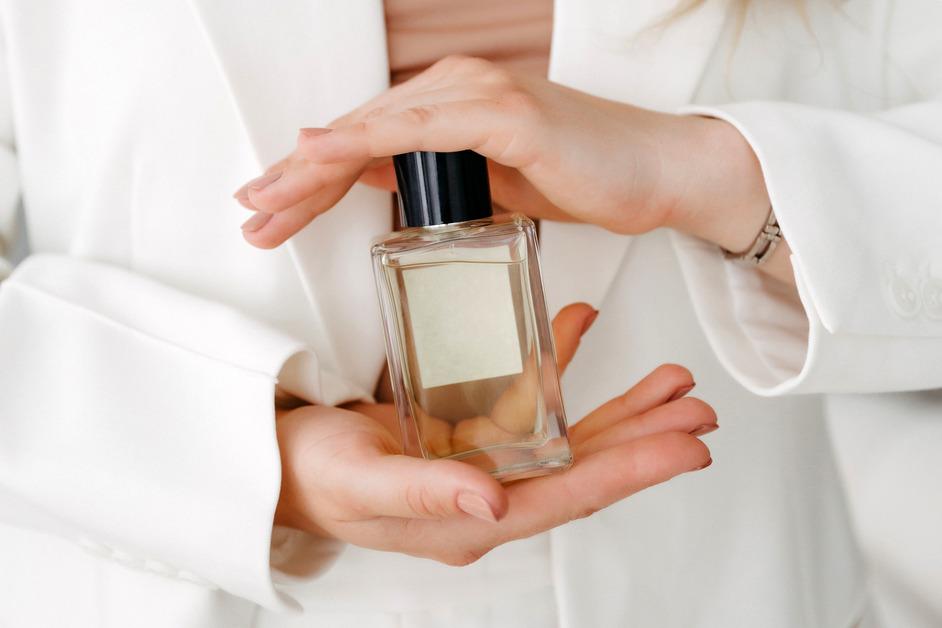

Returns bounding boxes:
[371,213,535,256]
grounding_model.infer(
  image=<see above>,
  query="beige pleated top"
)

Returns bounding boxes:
[385,0,553,84]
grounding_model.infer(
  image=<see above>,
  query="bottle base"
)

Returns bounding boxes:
[449,437,573,483]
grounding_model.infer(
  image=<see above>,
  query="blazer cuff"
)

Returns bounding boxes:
[674,102,942,394]
[0,254,351,611]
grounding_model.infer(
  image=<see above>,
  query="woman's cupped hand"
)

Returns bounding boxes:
[234,55,730,248]
[274,303,716,566]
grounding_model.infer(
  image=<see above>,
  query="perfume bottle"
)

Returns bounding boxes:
[371,150,572,482]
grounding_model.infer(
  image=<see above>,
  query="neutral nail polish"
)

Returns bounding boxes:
[299,127,333,138]
[689,423,718,437]
[581,309,600,335]
[456,492,499,523]
[241,211,273,232]
[245,171,283,191]
[233,189,257,210]
[668,383,696,402]
[694,458,713,471]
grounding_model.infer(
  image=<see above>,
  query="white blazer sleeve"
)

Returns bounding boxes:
[0,257,333,611]
[673,4,942,396]
[0,30,349,612]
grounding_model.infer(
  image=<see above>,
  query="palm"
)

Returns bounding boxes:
[274,305,716,566]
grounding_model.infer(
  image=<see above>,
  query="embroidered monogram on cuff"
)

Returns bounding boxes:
[723,207,783,266]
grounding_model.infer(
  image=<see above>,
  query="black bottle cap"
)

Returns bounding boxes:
[393,150,493,228]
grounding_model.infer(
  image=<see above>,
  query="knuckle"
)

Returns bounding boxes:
[455,55,493,74]
[436,53,470,67]
[402,105,438,127]
[403,483,444,519]
[433,54,480,75]
[481,66,514,87]
[363,106,388,121]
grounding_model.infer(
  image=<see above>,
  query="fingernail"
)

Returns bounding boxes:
[668,383,696,402]
[233,188,257,210]
[689,423,718,437]
[245,171,283,192]
[694,458,713,471]
[581,309,600,335]
[456,492,499,523]
[241,211,273,232]
[299,127,333,138]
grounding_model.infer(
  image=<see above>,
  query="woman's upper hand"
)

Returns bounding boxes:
[274,303,716,566]
[233,55,771,252]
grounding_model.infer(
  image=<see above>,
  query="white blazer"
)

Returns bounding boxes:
[0,1,939,627]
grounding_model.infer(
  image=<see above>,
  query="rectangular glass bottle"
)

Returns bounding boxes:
[371,151,571,481]
[372,211,572,482]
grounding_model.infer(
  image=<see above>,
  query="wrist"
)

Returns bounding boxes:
[274,412,332,538]
[661,114,772,252]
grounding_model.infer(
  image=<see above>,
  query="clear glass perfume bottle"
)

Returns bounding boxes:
[371,151,571,482]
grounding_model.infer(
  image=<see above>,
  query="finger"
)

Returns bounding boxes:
[330,84,503,131]
[344,402,401,441]
[487,303,597,435]
[351,454,508,523]
[245,142,366,215]
[240,167,363,248]
[452,415,516,453]
[569,364,695,445]
[326,62,466,128]
[416,411,455,459]
[297,98,541,169]
[574,396,717,457]
[552,303,598,375]
[233,158,290,210]
[358,159,397,191]
[500,432,710,541]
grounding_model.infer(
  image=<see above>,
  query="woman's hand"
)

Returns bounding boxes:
[274,304,716,566]
[234,55,775,266]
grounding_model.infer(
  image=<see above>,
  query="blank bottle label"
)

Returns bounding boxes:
[403,263,523,389]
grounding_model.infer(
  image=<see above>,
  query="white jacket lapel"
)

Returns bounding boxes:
[187,0,390,165]
[188,0,392,392]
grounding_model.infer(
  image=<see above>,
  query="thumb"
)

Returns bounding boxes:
[552,303,599,375]
[352,454,508,523]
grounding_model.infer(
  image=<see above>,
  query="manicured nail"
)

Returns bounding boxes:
[233,189,257,210]
[299,127,333,138]
[241,211,273,232]
[456,492,499,523]
[233,172,282,202]
[246,171,283,192]
[581,309,600,335]
[689,423,718,437]
[668,383,696,402]
[694,458,713,471]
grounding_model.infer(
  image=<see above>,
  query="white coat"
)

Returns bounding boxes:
[0,1,939,627]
